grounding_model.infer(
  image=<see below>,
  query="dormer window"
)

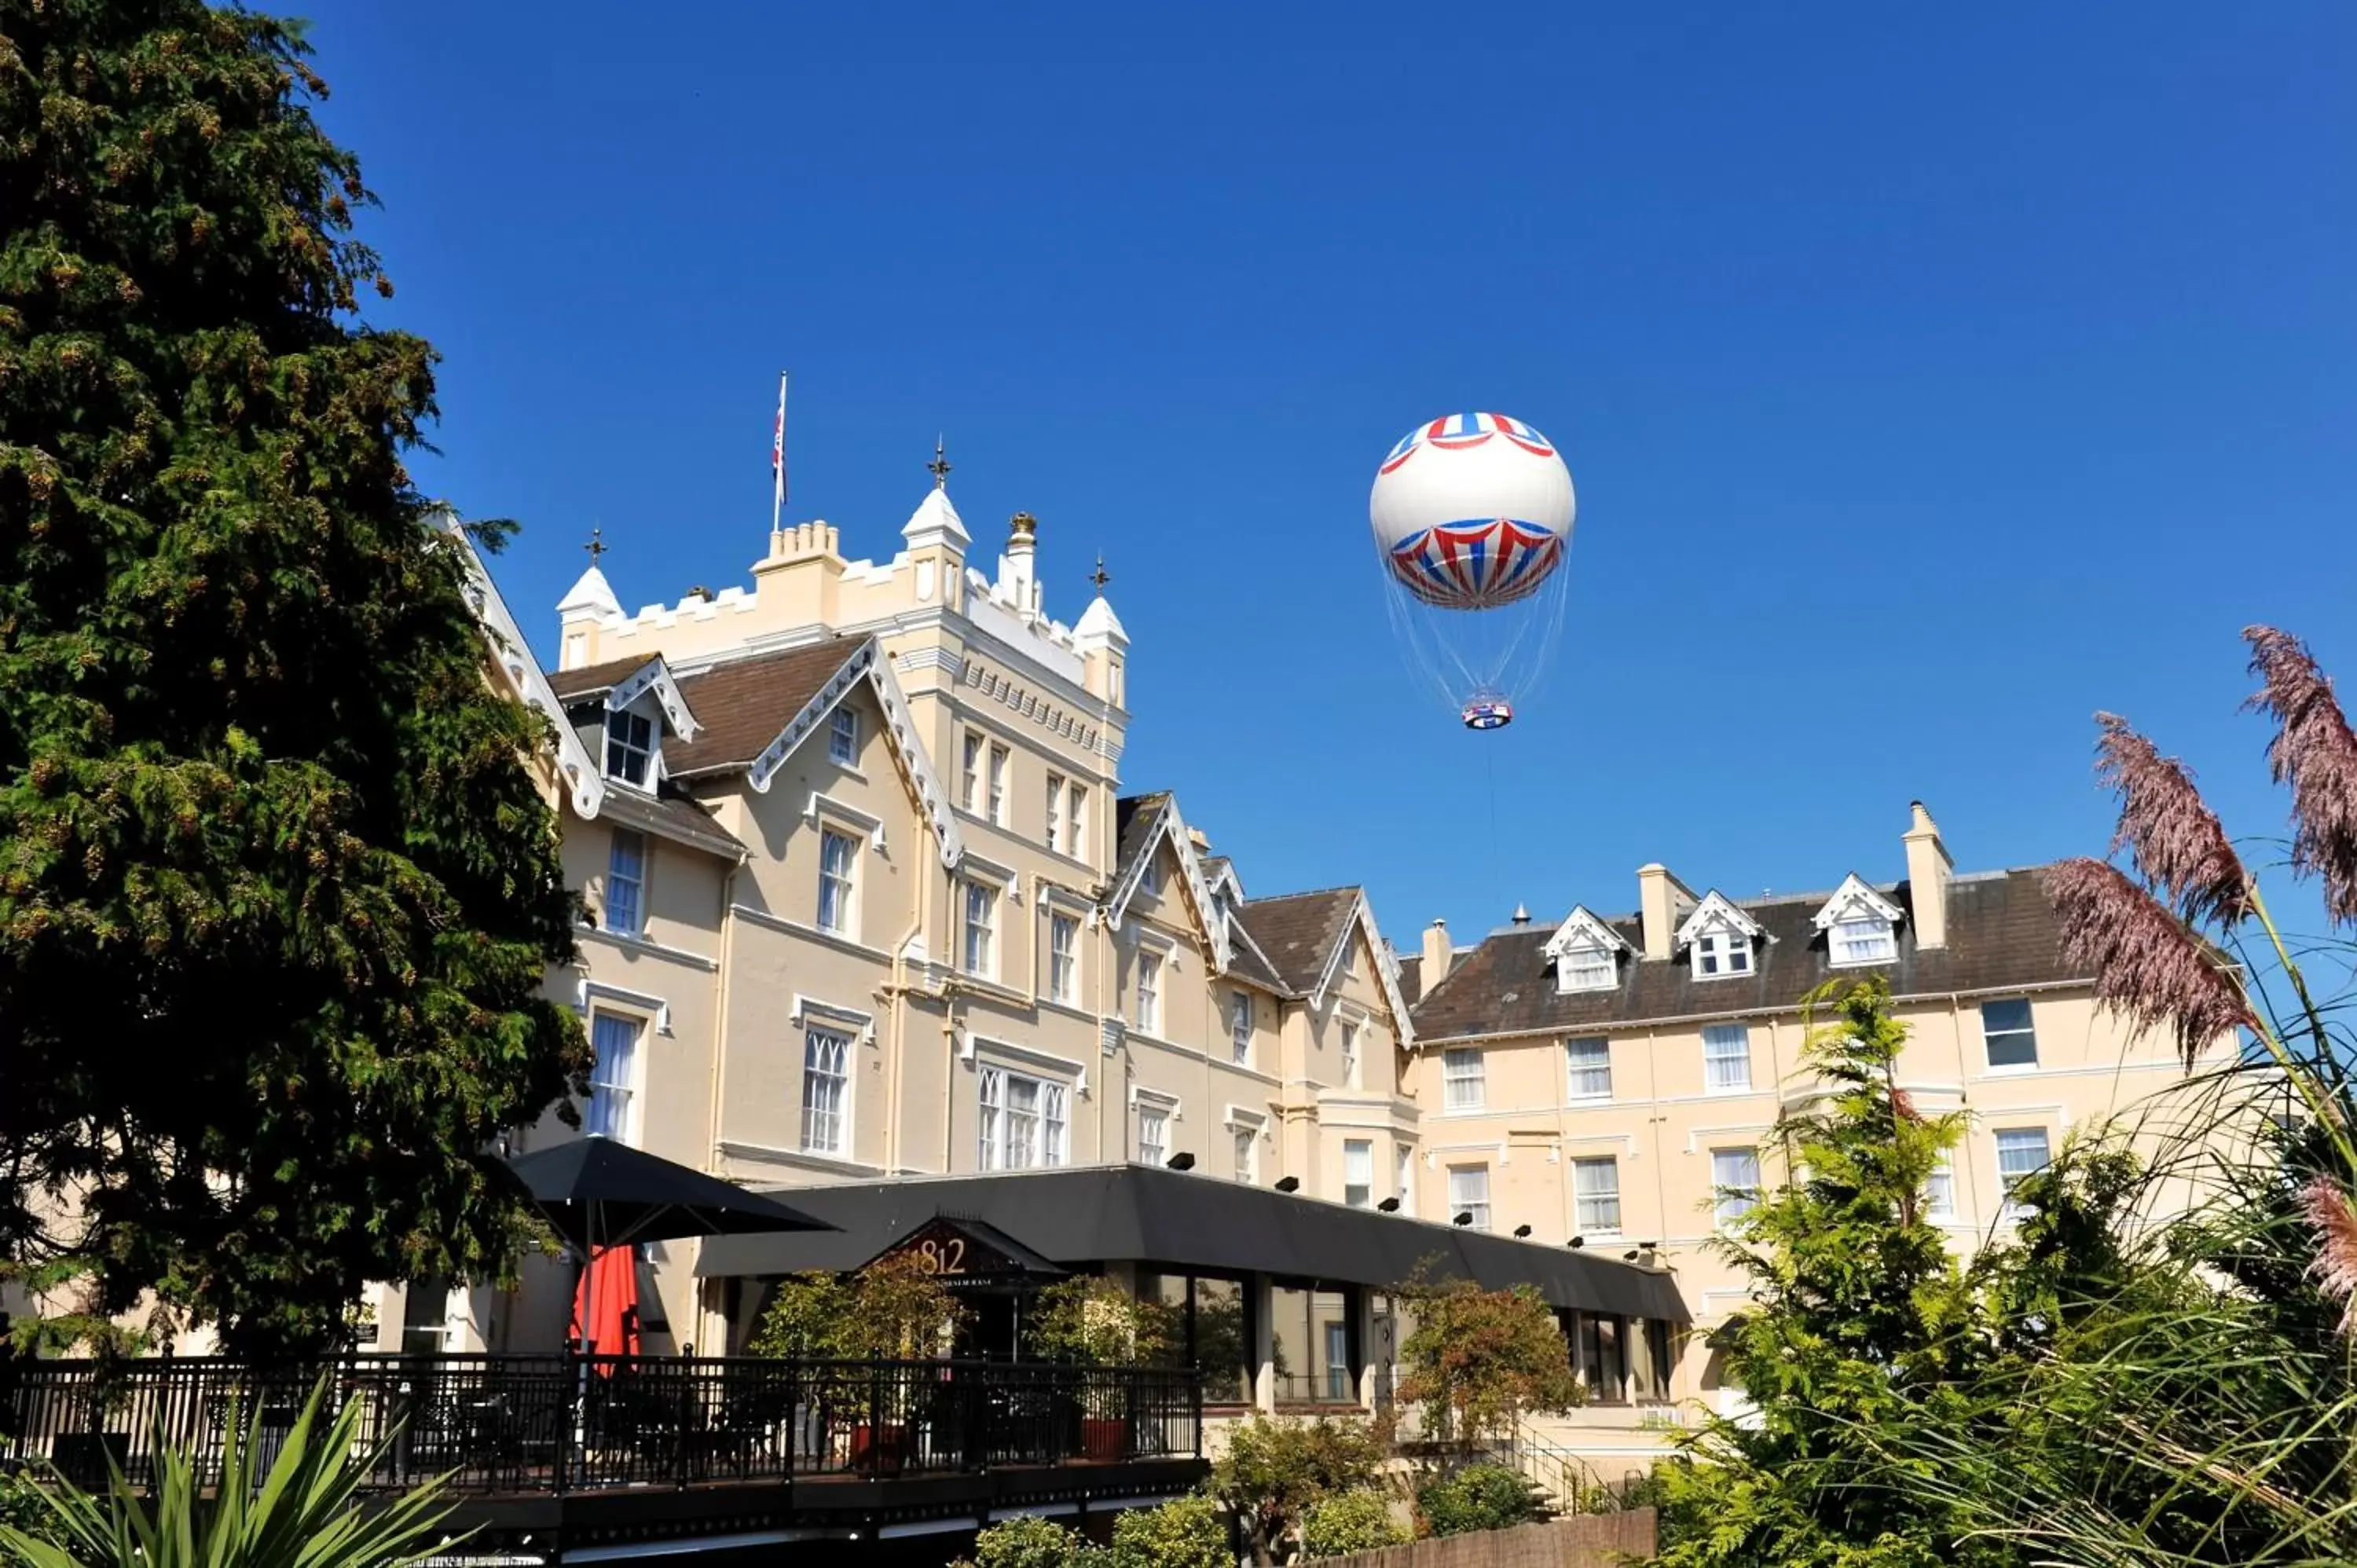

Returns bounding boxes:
[1693,929,1751,978]
[1543,906,1629,995]
[605,709,654,786]
[1813,874,1906,969]
[1677,890,1766,982]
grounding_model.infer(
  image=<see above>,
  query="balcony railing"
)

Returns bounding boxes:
[0,1354,1204,1496]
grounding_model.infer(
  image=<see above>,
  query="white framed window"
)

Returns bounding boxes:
[1573,1157,1622,1234]
[960,732,984,811]
[1926,1152,1957,1220]
[988,743,1010,826]
[587,1013,641,1141]
[1068,784,1088,859]
[1562,943,1618,993]
[1692,929,1752,979]
[1448,1165,1490,1229]
[1397,1143,1415,1212]
[1981,999,2039,1069]
[605,709,654,786]
[1566,1038,1612,1100]
[1139,852,1162,897]
[1340,1020,1361,1087]
[1135,945,1164,1035]
[1996,1127,2051,1220]
[1233,1127,1259,1185]
[816,828,856,936]
[979,1066,1069,1171]
[1138,1105,1170,1167]
[1049,912,1080,1004]
[1343,1140,1373,1208]
[800,1027,852,1156]
[1829,916,1895,966]
[1711,1147,1762,1228]
[605,828,646,937]
[1442,1047,1485,1110]
[1230,991,1253,1064]
[961,878,997,978]
[1046,773,1065,853]
[1703,1024,1753,1093]
[827,708,859,767]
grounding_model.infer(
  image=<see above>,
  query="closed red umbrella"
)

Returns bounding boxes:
[571,1244,641,1362]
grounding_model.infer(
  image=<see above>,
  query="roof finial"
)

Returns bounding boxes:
[584,525,607,565]
[1089,554,1112,592]
[929,436,951,489]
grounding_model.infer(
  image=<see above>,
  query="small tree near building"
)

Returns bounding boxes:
[1209,1414,1387,1566]
[1394,1275,1582,1453]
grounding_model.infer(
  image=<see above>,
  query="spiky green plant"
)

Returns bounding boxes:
[0,1379,460,1568]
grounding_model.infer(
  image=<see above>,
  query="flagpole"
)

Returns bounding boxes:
[771,370,789,538]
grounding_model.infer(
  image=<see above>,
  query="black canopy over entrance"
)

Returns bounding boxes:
[697,1163,1686,1322]
[505,1138,835,1249]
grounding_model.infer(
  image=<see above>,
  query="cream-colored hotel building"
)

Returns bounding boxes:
[395,456,2218,1472]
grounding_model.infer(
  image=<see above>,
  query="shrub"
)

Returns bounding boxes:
[1210,1415,1387,1564]
[974,1515,1089,1568]
[1417,1464,1548,1537]
[1301,1491,1409,1559]
[1112,1493,1230,1568]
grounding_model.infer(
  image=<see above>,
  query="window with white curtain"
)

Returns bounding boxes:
[1230,991,1252,1064]
[800,1027,851,1156]
[1233,1127,1258,1184]
[605,829,646,937]
[1442,1048,1485,1109]
[961,879,996,977]
[1447,1166,1490,1229]
[1397,1144,1415,1211]
[987,743,1009,826]
[1703,1024,1753,1092]
[1137,1106,1168,1167]
[1566,1038,1612,1100]
[1340,1020,1360,1087]
[1343,1141,1373,1208]
[960,733,983,811]
[1046,773,1065,853]
[1574,1157,1622,1233]
[1049,913,1079,1004]
[979,1066,1069,1171]
[1068,785,1088,859]
[1830,916,1895,965]
[587,1013,640,1141]
[1997,1128,2051,1220]
[1136,947,1163,1035]
[816,829,856,935]
[1711,1147,1762,1227]
[827,708,859,767]
[1562,943,1618,992]
[1926,1153,1957,1220]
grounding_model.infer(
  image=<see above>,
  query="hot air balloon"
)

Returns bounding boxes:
[1369,412,1577,730]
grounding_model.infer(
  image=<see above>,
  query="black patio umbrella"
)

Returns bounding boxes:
[505,1138,836,1250]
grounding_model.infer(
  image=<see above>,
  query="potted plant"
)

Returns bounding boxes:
[750,1255,966,1475]
[1025,1275,1177,1461]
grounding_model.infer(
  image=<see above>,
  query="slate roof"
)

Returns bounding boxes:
[596,782,745,859]
[548,654,654,701]
[662,639,866,778]
[1231,887,1362,995]
[1395,954,1423,1003]
[1111,792,1171,887]
[1410,869,2080,1042]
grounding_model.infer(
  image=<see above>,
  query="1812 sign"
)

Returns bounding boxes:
[911,1237,967,1276]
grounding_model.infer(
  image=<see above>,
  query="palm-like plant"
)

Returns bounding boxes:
[0,1379,459,1568]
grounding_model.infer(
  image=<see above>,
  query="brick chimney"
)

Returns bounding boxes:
[1637,864,1695,962]
[1420,918,1453,992]
[1904,800,1953,950]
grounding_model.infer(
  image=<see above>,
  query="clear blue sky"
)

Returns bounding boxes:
[299,2,2355,940]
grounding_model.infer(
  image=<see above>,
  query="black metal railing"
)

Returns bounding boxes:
[0,1354,1203,1495]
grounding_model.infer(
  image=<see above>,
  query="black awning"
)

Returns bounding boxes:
[695,1164,1687,1323]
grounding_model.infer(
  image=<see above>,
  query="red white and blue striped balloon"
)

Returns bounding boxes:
[1369,412,1578,728]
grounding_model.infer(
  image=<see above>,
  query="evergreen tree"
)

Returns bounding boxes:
[0,0,581,1356]
[1657,977,2006,1568]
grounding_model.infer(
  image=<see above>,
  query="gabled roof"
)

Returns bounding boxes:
[1542,905,1629,960]
[551,653,700,742]
[1411,870,2084,1043]
[442,514,603,820]
[550,654,654,699]
[1812,871,1906,931]
[1675,888,1765,948]
[1103,793,1226,965]
[1230,886,1417,1042]
[665,637,965,868]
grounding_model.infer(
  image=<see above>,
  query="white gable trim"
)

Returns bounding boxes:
[740,638,966,870]
[1102,799,1228,969]
[1541,906,1629,961]
[1676,889,1766,949]
[607,657,701,741]
[442,514,605,822]
[1307,892,1418,1050]
[1810,873,1906,932]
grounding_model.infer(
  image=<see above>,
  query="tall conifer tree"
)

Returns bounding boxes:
[0,0,582,1355]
